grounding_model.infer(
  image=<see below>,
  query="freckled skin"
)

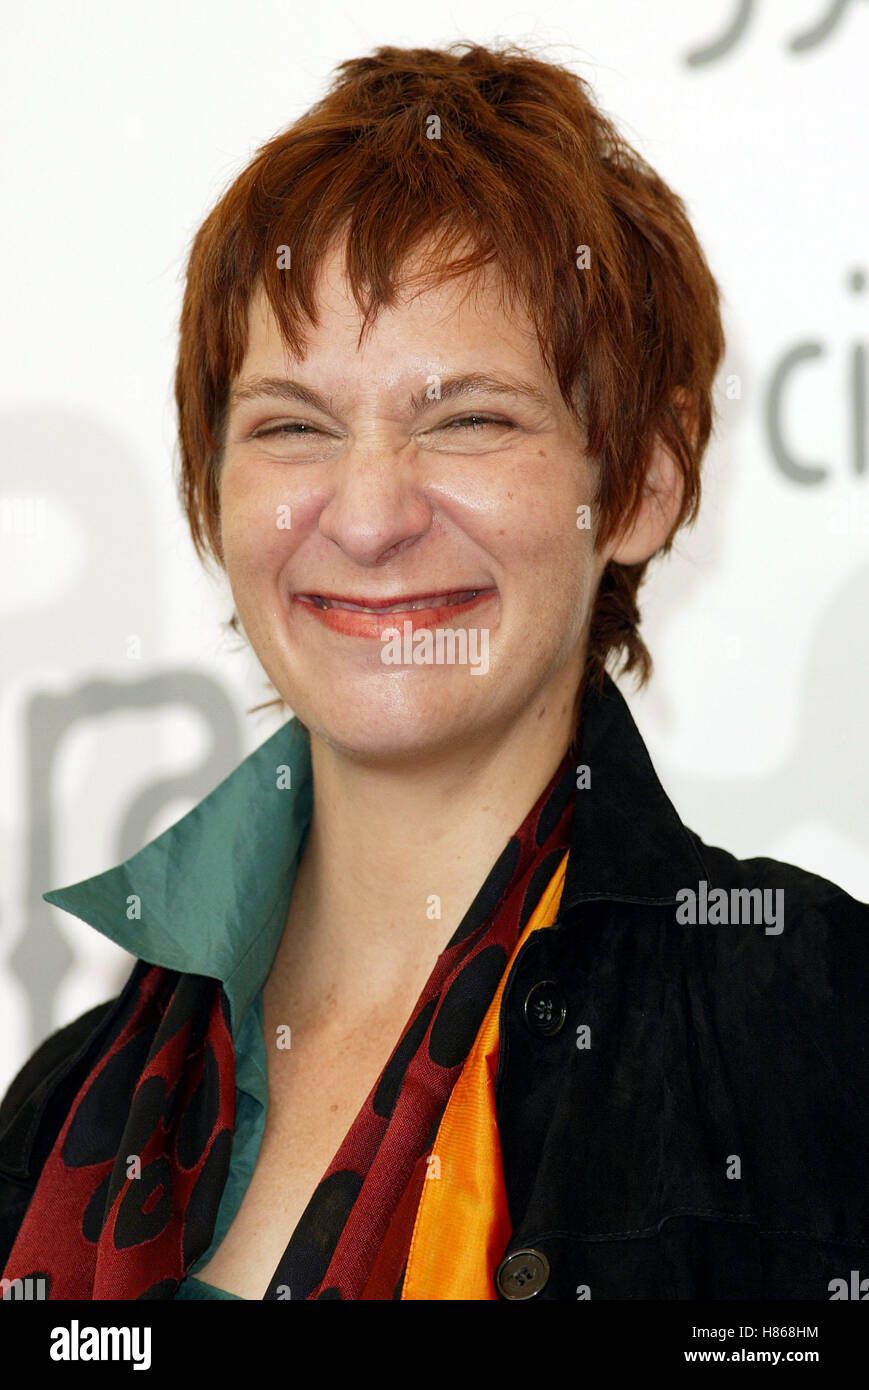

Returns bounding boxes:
[219,240,613,764]
[219,232,679,766]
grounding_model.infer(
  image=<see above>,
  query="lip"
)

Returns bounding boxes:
[293,588,497,638]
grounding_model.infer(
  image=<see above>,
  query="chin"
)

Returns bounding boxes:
[292,681,494,762]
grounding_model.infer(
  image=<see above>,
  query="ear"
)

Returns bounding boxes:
[606,393,692,567]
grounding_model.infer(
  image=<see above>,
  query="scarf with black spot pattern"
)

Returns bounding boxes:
[2,748,577,1300]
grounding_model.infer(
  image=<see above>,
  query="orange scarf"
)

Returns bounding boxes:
[402,849,568,1298]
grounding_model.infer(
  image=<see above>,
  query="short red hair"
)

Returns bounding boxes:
[175,41,725,710]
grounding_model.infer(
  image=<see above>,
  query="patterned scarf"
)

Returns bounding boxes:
[3,746,577,1300]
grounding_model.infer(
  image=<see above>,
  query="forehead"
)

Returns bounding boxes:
[241,234,544,382]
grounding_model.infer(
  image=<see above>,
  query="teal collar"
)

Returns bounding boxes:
[42,717,313,1037]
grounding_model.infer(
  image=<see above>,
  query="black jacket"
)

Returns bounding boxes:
[2,674,867,1299]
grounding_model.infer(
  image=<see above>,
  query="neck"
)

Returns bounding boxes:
[268,682,579,1032]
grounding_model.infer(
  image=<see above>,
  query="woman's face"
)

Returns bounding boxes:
[218,238,610,759]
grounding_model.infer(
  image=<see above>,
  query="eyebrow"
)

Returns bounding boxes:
[227,372,552,415]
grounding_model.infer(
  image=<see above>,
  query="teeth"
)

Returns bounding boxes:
[309,590,482,613]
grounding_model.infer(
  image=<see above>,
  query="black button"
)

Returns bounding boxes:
[524,980,567,1036]
[496,1249,550,1299]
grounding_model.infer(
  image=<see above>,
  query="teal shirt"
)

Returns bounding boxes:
[42,715,315,1301]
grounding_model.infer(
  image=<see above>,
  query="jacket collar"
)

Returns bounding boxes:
[560,672,707,913]
[43,719,314,1037]
[41,673,702,1035]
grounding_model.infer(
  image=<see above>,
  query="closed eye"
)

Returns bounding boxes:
[439,414,513,429]
[251,415,515,438]
[252,422,321,437]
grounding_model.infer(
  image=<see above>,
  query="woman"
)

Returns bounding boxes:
[2,41,867,1302]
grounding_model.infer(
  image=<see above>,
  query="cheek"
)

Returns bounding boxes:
[492,471,590,587]
[219,469,297,579]
[510,505,596,644]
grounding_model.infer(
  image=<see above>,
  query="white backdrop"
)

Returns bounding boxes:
[2,0,868,1093]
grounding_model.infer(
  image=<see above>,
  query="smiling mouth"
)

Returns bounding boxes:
[297,589,493,613]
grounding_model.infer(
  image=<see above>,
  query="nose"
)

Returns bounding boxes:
[316,431,435,566]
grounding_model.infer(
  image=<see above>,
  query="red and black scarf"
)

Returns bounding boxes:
[3,748,577,1300]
